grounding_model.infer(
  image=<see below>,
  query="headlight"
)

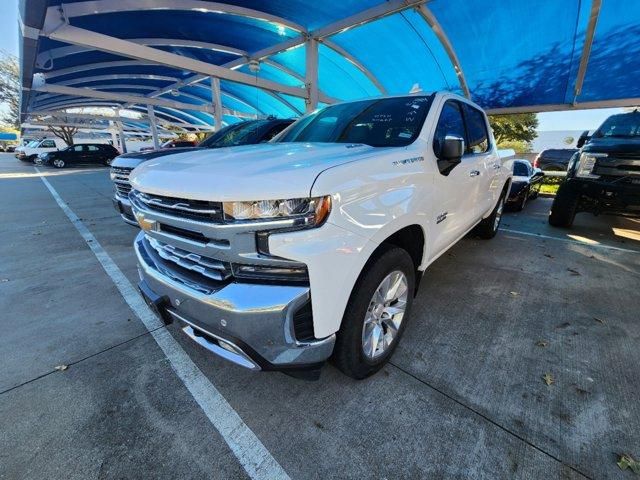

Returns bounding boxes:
[576,152,606,178]
[109,170,117,180]
[223,196,331,227]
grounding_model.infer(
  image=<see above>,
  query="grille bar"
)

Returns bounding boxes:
[111,167,133,198]
[134,191,224,222]
[147,237,232,282]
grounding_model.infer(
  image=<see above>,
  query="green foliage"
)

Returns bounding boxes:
[0,52,20,129]
[489,113,539,145]
[495,139,533,153]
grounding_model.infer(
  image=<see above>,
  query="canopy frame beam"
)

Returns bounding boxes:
[572,0,602,104]
[416,5,471,99]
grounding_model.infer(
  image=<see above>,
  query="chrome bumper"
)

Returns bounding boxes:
[113,194,137,226]
[134,232,335,371]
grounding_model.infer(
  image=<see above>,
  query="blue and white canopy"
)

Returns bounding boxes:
[19,0,640,132]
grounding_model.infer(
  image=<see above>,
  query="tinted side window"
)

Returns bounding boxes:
[40,140,56,148]
[87,145,100,151]
[72,145,84,152]
[433,101,465,157]
[462,104,489,153]
[262,123,289,142]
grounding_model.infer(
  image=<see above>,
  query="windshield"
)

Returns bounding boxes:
[277,96,434,147]
[593,112,640,138]
[512,162,529,176]
[205,120,272,148]
[26,140,40,147]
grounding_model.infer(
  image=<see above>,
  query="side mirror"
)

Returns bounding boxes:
[440,135,464,161]
[576,130,590,148]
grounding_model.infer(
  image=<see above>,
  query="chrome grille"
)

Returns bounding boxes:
[147,237,232,282]
[132,190,224,222]
[111,167,133,198]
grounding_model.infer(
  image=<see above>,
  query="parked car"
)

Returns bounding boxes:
[503,159,544,211]
[6,145,17,153]
[110,118,294,225]
[15,138,112,162]
[533,148,578,171]
[36,143,120,168]
[15,138,67,162]
[128,93,511,380]
[139,139,199,152]
[549,110,640,227]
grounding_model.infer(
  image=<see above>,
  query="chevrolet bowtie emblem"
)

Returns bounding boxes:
[135,211,157,232]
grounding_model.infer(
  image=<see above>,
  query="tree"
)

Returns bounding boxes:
[0,52,20,129]
[47,125,79,146]
[488,113,538,145]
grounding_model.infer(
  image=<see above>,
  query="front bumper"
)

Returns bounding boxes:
[566,177,640,216]
[112,194,137,226]
[134,232,335,372]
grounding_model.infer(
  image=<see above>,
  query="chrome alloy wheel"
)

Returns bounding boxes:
[494,196,505,231]
[361,270,409,359]
[53,159,65,168]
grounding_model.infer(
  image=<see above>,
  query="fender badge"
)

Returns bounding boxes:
[393,156,424,166]
[436,212,448,224]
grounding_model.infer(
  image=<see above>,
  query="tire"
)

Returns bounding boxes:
[52,158,65,168]
[475,189,507,239]
[25,155,37,163]
[332,246,415,379]
[549,184,579,228]
[515,188,528,212]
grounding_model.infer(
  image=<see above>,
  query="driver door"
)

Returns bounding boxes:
[429,99,481,259]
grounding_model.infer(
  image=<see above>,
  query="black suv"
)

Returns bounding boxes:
[534,148,578,171]
[37,143,120,168]
[549,110,640,227]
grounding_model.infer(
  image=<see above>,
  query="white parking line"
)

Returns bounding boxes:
[35,168,290,480]
[501,227,640,254]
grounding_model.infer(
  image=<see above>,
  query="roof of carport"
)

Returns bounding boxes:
[19,0,640,130]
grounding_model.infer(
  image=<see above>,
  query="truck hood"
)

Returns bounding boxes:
[111,147,203,169]
[130,142,383,201]
[583,137,640,155]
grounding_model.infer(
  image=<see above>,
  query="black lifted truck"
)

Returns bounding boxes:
[549,110,640,227]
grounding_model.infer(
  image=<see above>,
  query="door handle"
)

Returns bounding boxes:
[469,170,480,177]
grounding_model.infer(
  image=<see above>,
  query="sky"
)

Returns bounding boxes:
[0,3,627,132]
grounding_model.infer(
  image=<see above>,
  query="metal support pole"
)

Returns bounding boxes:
[116,120,127,154]
[211,77,222,131]
[305,38,319,113]
[147,104,160,149]
[109,121,118,148]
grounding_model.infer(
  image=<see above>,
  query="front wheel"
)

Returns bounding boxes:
[549,184,579,228]
[52,158,65,168]
[515,188,528,211]
[333,246,415,379]
[475,190,506,239]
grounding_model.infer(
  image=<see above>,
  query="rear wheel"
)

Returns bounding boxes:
[475,190,506,239]
[333,246,415,379]
[549,184,579,228]
[52,158,65,168]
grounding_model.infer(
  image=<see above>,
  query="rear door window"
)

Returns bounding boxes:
[40,140,56,148]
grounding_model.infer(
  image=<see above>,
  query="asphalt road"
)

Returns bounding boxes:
[1,153,639,479]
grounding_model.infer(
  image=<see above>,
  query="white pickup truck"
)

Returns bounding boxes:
[130,93,511,380]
